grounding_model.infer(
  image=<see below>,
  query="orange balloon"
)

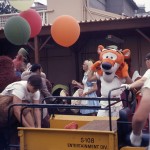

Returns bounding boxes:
[51,15,80,47]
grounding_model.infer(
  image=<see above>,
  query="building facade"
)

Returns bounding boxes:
[0,0,150,88]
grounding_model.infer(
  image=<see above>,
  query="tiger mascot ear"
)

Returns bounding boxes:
[90,45,104,75]
[97,45,105,54]
[122,49,131,60]
[116,48,131,78]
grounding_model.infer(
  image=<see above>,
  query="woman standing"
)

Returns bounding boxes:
[72,60,99,116]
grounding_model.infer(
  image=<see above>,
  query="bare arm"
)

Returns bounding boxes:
[72,80,84,89]
[83,82,98,96]
[33,100,41,128]
[130,76,147,89]
[88,61,101,82]
[132,88,150,135]
[13,96,31,127]
[21,71,30,80]
[87,70,97,82]
[41,78,52,97]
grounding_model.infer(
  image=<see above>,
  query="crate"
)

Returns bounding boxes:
[18,128,118,150]
[18,115,118,150]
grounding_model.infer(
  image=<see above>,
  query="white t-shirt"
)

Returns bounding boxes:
[143,69,150,79]
[142,69,150,89]
[1,81,40,102]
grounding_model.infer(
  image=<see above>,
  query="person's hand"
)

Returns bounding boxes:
[130,131,142,146]
[121,84,131,90]
[72,80,77,85]
[78,89,83,97]
[81,92,87,97]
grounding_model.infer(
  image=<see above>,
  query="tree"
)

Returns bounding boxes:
[0,0,18,14]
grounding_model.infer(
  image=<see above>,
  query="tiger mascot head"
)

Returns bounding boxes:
[92,45,130,82]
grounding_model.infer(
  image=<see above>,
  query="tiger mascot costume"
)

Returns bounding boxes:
[89,45,132,117]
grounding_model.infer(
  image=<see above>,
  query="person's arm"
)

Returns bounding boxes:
[41,72,46,79]
[72,80,84,89]
[33,100,41,128]
[129,69,149,89]
[121,76,147,90]
[83,82,98,96]
[13,95,31,127]
[130,88,150,146]
[132,88,150,134]
[88,61,101,82]
[41,78,52,97]
[21,71,30,80]
[130,76,147,89]
[45,79,52,93]
[41,79,55,104]
[87,70,97,82]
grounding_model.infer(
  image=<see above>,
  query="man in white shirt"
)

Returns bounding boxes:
[0,75,42,128]
[121,53,150,147]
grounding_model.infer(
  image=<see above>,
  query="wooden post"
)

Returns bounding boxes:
[34,36,39,63]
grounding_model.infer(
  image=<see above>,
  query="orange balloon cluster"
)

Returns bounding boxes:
[51,15,80,47]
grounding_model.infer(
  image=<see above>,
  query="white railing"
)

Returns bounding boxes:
[0,10,54,28]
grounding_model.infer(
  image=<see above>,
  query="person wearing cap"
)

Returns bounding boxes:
[13,47,32,78]
[0,75,42,128]
[17,47,31,71]
[121,52,150,147]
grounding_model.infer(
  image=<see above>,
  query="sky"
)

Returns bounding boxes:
[35,0,47,5]
[134,0,150,12]
[35,0,150,12]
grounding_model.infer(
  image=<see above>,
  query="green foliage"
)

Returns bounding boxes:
[0,0,18,14]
